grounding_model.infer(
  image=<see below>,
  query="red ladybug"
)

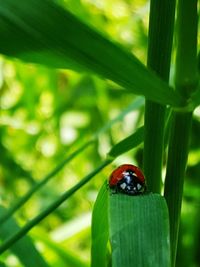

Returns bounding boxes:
[109,164,146,195]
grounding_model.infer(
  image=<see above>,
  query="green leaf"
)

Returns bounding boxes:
[0,97,142,227]
[0,140,94,226]
[108,126,144,159]
[0,160,112,254]
[0,0,184,106]
[95,97,144,137]
[0,206,49,267]
[32,229,89,267]
[109,193,171,267]
[91,181,109,267]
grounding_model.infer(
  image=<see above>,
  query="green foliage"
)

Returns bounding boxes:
[0,206,49,267]
[91,182,108,267]
[0,0,184,106]
[109,194,170,267]
[143,0,176,194]
[108,126,144,159]
[33,229,89,267]
[0,160,111,255]
[0,0,199,267]
[0,141,94,226]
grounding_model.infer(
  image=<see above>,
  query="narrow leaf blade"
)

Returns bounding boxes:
[0,206,49,267]
[91,182,109,267]
[0,0,184,106]
[108,126,144,159]
[109,193,171,267]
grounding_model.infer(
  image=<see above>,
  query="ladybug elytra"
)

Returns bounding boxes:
[109,164,146,195]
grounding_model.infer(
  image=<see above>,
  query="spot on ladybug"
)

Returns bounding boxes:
[109,164,146,195]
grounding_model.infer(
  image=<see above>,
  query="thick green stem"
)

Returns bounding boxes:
[164,112,192,266]
[175,0,199,97]
[144,0,176,192]
[164,0,198,266]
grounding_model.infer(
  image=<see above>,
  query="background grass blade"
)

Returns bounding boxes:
[108,126,144,159]
[109,194,171,267]
[0,123,144,255]
[95,97,144,137]
[91,181,109,267]
[0,206,49,267]
[0,140,94,226]
[0,160,111,254]
[0,97,143,226]
[33,230,89,267]
[0,0,184,106]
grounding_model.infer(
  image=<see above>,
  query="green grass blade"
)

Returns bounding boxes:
[0,160,112,254]
[0,122,145,255]
[91,181,109,267]
[33,230,89,267]
[109,194,171,267]
[0,0,184,106]
[0,143,34,185]
[108,126,144,159]
[0,97,142,226]
[0,206,49,267]
[0,140,94,226]
[95,97,144,137]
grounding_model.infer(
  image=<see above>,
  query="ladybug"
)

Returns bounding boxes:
[109,164,146,195]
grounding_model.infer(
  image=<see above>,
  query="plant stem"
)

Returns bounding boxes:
[144,0,176,193]
[164,0,198,265]
[175,0,199,97]
[164,112,192,265]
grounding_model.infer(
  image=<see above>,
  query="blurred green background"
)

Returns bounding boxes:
[0,0,200,266]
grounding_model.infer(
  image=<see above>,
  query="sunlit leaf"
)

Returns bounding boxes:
[0,0,184,106]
